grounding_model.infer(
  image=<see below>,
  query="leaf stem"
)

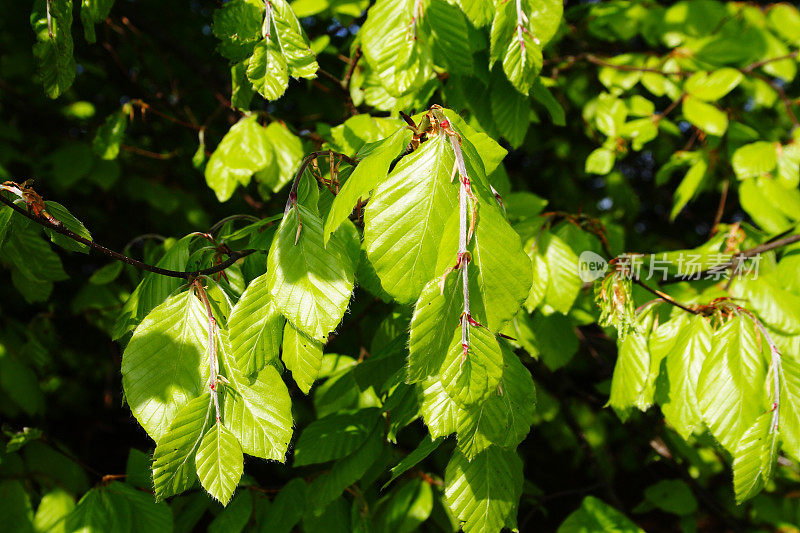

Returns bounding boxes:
[194,279,221,422]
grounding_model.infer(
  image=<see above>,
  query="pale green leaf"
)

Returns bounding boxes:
[444,446,523,533]
[271,0,319,79]
[538,231,581,314]
[440,325,503,407]
[733,274,800,334]
[64,487,130,533]
[670,155,707,220]
[781,355,800,461]
[360,0,434,97]
[247,38,290,101]
[660,315,712,439]
[324,128,407,244]
[733,412,779,504]
[732,141,778,179]
[452,0,493,27]
[364,133,459,304]
[408,275,463,384]
[418,377,460,438]
[220,334,293,461]
[228,273,285,376]
[425,0,473,75]
[586,147,615,175]
[152,394,214,501]
[490,70,531,147]
[697,316,768,453]
[195,423,244,506]
[684,68,743,101]
[267,204,356,341]
[683,95,728,136]
[281,321,323,393]
[121,289,209,440]
[205,116,272,202]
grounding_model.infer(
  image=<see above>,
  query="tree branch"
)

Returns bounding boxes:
[283,150,358,215]
[0,192,255,279]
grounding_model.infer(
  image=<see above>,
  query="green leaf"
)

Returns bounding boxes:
[93,105,129,160]
[220,336,293,461]
[256,122,305,193]
[44,200,93,253]
[267,204,357,341]
[64,486,131,533]
[195,423,244,506]
[383,435,444,490]
[444,446,523,533]
[776,143,800,188]
[697,316,768,453]
[732,141,778,179]
[208,491,252,533]
[152,394,214,501]
[733,274,800,335]
[231,61,255,111]
[205,116,272,202]
[739,177,795,234]
[89,261,123,284]
[558,496,644,533]
[80,0,115,43]
[281,321,324,393]
[259,478,307,533]
[324,128,407,244]
[212,0,262,61]
[684,68,743,101]
[360,0,433,97]
[425,0,473,76]
[440,325,503,407]
[452,0,493,26]
[418,377,460,438]
[0,481,34,533]
[121,288,209,440]
[33,489,75,533]
[642,479,697,516]
[490,70,531,147]
[780,355,800,461]
[31,0,76,99]
[408,275,463,383]
[538,231,581,314]
[586,147,615,175]
[660,315,712,439]
[247,38,290,101]
[609,313,654,415]
[228,273,285,376]
[733,412,779,504]
[308,419,384,514]
[294,408,381,466]
[364,133,459,304]
[271,0,319,79]
[682,95,728,136]
[670,154,707,220]
[106,482,173,532]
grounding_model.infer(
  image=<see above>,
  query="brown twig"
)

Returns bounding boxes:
[0,192,255,279]
[711,179,729,233]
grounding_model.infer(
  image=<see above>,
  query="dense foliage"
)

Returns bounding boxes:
[3,0,800,531]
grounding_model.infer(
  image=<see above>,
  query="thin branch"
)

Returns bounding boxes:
[711,179,729,233]
[283,150,358,215]
[741,51,800,73]
[0,192,255,279]
[343,47,362,91]
[630,275,699,315]
[130,99,204,131]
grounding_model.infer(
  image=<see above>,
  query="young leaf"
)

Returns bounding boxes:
[660,314,712,439]
[557,496,644,532]
[440,326,504,407]
[205,116,272,202]
[684,68,743,101]
[121,288,209,440]
[364,133,459,304]
[418,377,460,438]
[697,316,768,453]
[733,412,779,504]
[93,105,129,160]
[228,272,285,376]
[682,95,728,136]
[247,38,290,101]
[152,394,214,501]
[609,311,655,415]
[538,231,581,314]
[220,334,293,461]
[445,446,523,533]
[43,200,93,253]
[195,423,244,506]
[281,321,324,393]
[270,0,319,79]
[408,275,463,384]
